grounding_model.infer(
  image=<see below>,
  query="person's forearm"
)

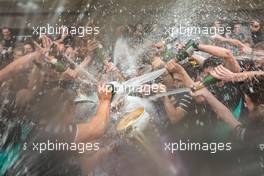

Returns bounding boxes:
[204,90,240,129]
[198,44,231,59]
[223,38,252,54]
[232,71,264,82]
[185,77,195,88]
[163,96,185,124]
[223,38,244,48]
[163,96,178,123]
[0,51,43,83]
[15,66,45,106]
[80,55,92,68]
[76,100,111,143]
[219,71,264,82]
[27,66,44,97]
[171,70,194,88]
[198,44,240,73]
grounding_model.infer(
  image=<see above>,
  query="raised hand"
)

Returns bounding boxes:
[211,65,264,82]
[210,65,235,81]
[151,56,165,70]
[97,83,112,102]
[165,60,185,74]
[165,60,194,87]
[87,40,100,54]
[34,35,53,55]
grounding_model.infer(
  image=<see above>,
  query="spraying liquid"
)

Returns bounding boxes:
[113,38,137,78]
[125,68,167,86]
[147,88,190,100]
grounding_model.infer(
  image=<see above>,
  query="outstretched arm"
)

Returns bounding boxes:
[198,44,241,73]
[15,65,44,107]
[210,65,264,82]
[76,84,112,143]
[190,87,240,129]
[211,34,252,54]
[163,96,187,124]
[0,51,43,83]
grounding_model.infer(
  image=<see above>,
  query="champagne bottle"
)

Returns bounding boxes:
[176,40,199,63]
[163,40,199,80]
[203,74,219,87]
[191,74,220,91]
[161,37,177,60]
[162,39,198,63]
[168,40,219,91]
[161,48,175,60]
[50,58,68,72]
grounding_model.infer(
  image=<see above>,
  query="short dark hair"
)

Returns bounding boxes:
[202,57,223,70]
[238,59,257,71]
[182,63,201,80]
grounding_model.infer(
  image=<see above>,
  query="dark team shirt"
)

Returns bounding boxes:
[0,38,14,68]
[170,93,193,113]
[1,37,16,49]
[208,82,243,111]
[167,92,215,141]
[0,96,27,147]
[238,59,258,72]
[169,93,213,119]
[0,95,31,175]
[251,30,264,45]
[0,52,13,69]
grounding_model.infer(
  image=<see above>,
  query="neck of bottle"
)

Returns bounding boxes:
[192,75,220,91]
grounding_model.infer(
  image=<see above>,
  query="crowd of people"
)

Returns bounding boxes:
[0,19,264,176]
